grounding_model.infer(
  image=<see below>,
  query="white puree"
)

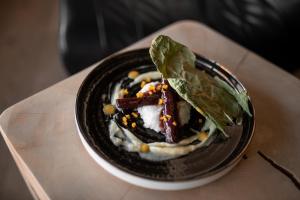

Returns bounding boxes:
[109,71,217,161]
[138,105,163,132]
[137,82,163,132]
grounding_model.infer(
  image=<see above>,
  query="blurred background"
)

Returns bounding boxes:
[0,0,65,199]
[0,0,299,199]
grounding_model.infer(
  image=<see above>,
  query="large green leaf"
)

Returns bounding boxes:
[149,35,251,136]
[215,77,252,116]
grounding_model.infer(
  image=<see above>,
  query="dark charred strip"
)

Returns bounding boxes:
[257,151,300,190]
[161,79,178,143]
[116,94,160,109]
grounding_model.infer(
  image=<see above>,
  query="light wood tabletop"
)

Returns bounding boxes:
[1,20,299,200]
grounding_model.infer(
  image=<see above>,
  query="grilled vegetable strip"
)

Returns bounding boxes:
[116,94,160,109]
[161,79,178,143]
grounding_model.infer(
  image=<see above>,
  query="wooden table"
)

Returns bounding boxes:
[1,20,299,200]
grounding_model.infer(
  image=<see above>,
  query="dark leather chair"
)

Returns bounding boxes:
[59,0,300,74]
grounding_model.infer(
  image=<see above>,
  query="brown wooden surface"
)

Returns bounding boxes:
[1,20,300,200]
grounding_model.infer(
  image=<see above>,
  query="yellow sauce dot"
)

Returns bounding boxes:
[119,89,129,97]
[125,114,130,119]
[131,122,137,128]
[166,115,171,120]
[140,81,146,88]
[131,112,139,118]
[158,98,164,105]
[149,85,155,91]
[128,70,139,79]
[122,116,127,123]
[140,143,150,153]
[102,104,116,116]
[198,132,208,142]
[160,116,168,122]
[136,92,144,98]
[172,121,177,126]
[162,84,168,90]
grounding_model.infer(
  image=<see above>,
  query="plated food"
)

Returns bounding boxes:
[103,35,252,161]
[75,35,254,190]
